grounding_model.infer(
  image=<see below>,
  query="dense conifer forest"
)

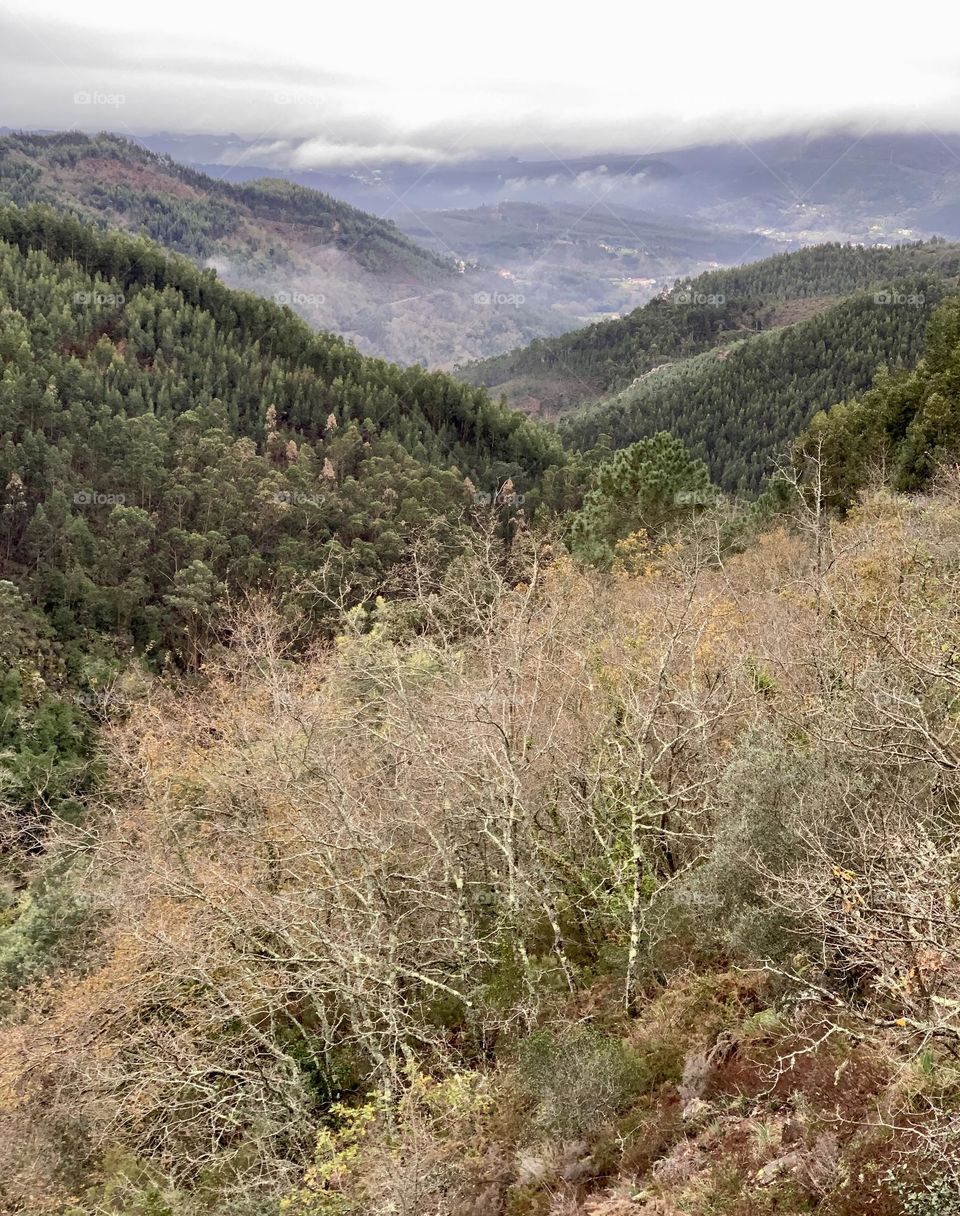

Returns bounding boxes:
[461,240,960,408]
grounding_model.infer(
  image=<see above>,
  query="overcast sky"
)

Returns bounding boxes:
[3,0,960,166]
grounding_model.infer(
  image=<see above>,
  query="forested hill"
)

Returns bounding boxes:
[459,239,960,414]
[0,203,562,659]
[0,130,449,276]
[798,294,960,504]
[562,274,957,491]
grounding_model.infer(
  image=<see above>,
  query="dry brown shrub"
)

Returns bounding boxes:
[3,488,960,1204]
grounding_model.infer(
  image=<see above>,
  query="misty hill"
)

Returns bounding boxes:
[2,133,801,369]
[0,131,574,368]
[137,129,960,244]
[397,200,778,322]
[0,130,448,276]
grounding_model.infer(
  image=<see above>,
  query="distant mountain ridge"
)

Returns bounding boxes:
[130,128,960,240]
[0,130,449,276]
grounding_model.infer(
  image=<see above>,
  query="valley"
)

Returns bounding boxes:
[0,132,784,371]
[397,200,780,327]
[3,96,960,1216]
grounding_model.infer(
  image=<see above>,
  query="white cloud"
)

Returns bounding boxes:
[2,0,960,158]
